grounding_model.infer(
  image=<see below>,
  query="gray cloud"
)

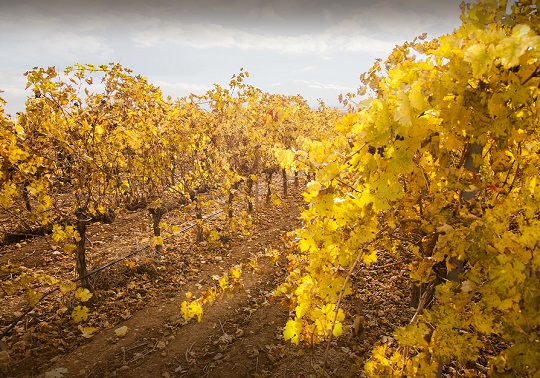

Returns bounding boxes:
[0,0,464,116]
[293,79,357,91]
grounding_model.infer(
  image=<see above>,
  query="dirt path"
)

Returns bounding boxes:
[41,202,298,378]
[2,187,415,378]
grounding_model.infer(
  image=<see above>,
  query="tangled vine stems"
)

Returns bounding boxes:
[323,226,390,369]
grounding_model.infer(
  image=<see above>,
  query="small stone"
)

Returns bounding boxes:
[118,365,130,372]
[162,372,171,378]
[213,353,224,361]
[156,341,166,350]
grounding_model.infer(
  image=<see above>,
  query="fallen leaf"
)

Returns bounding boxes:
[78,325,98,338]
[114,326,129,337]
[75,288,93,302]
[44,367,68,378]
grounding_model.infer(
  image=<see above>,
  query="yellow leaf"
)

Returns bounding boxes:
[284,318,302,345]
[62,244,76,254]
[14,123,25,135]
[409,83,426,112]
[78,325,98,338]
[2,282,14,296]
[496,24,540,69]
[316,161,341,183]
[75,287,93,303]
[275,149,295,169]
[332,321,343,337]
[219,275,229,290]
[114,326,129,337]
[362,248,378,265]
[71,305,89,323]
[335,113,357,133]
[393,90,412,127]
[59,281,77,294]
[8,146,29,164]
[229,264,241,281]
[52,225,66,243]
[151,236,164,247]
[208,230,220,243]
[388,148,415,174]
[95,124,104,135]
[25,288,42,306]
[464,42,494,77]
[372,345,390,364]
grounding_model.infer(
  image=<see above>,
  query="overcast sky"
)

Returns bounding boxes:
[0,0,464,117]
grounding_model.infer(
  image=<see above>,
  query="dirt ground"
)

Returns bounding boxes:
[1,182,415,378]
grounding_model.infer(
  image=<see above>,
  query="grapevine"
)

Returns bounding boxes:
[277,0,540,376]
[2,1,538,376]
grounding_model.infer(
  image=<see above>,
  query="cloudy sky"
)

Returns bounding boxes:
[0,0,465,116]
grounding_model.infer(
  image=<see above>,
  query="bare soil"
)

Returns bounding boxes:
[1,184,414,378]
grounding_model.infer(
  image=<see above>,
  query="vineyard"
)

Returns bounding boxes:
[1,0,540,377]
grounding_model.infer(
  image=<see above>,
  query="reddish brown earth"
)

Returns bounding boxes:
[1,184,415,378]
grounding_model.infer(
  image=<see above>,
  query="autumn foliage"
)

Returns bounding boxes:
[1,0,540,376]
[0,62,338,348]
[276,0,540,376]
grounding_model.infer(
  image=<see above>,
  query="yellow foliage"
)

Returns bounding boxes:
[74,287,93,303]
[71,305,89,323]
